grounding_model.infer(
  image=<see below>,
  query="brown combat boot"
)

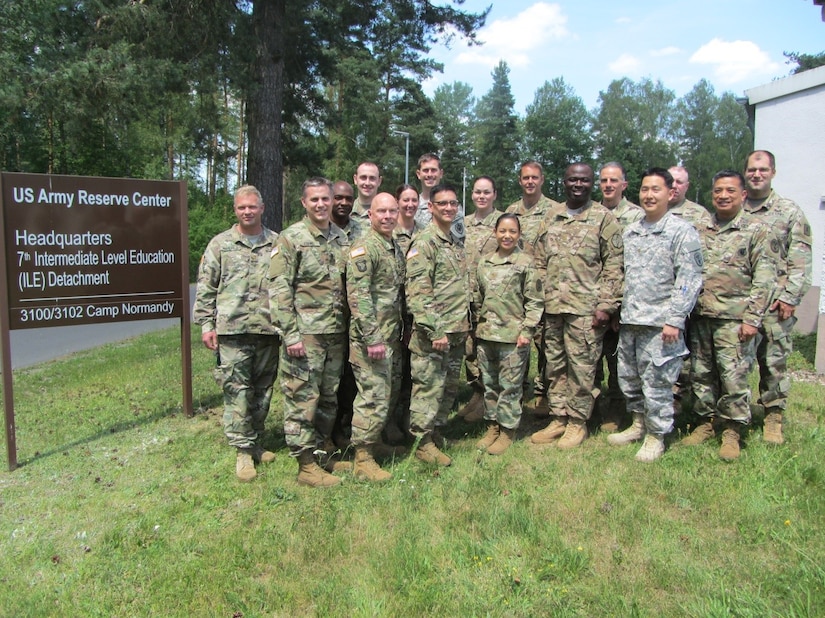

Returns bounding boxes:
[487,427,516,455]
[236,449,257,482]
[531,416,567,444]
[297,450,342,487]
[681,419,716,446]
[607,413,645,446]
[557,418,588,450]
[415,436,452,466]
[353,446,392,482]
[252,444,276,464]
[763,410,784,445]
[476,422,500,450]
[719,423,741,461]
[457,391,484,420]
[316,439,353,472]
[529,395,550,417]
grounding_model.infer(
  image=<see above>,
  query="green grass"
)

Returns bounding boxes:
[1,329,823,616]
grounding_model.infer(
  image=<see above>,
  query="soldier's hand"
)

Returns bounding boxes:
[432,336,450,352]
[286,341,306,357]
[661,325,680,344]
[202,331,218,351]
[367,343,386,360]
[516,335,531,347]
[771,300,796,322]
[738,323,759,342]
[592,310,610,329]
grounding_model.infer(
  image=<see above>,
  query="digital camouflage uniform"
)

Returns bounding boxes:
[534,201,624,421]
[618,213,703,436]
[744,190,812,413]
[473,249,544,429]
[269,218,349,456]
[347,228,406,446]
[405,223,471,436]
[464,209,502,394]
[193,225,280,449]
[598,197,645,409]
[506,194,561,395]
[690,210,779,424]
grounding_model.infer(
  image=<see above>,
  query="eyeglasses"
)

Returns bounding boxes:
[432,200,459,207]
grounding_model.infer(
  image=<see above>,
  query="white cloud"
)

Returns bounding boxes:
[608,53,641,75]
[651,46,681,57]
[455,2,569,69]
[689,38,780,84]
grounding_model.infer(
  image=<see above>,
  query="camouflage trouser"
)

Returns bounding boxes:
[543,313,607,420]
[531,318,547,396]
[217,334,280,449]
[617,325,686,436]
[281,333,346,455]
[350,339,402,446]
[596,327,623,403]
[408,330,468,436]
[477,339,529,430]
[755,312,795,412]
[464,330,483,394]
[689,317,756,423]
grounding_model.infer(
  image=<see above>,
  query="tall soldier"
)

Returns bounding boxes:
[193,185,280,481]
[743,150,812,444]
[269,177,349,487]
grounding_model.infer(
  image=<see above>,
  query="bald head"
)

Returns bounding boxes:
[369,192,399,238]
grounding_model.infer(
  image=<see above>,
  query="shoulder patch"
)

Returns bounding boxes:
[770,238,780,254]
[355,259,367,273]
[692,250,703,267]
[350,246,367,258]
[803,223,811,237]
[406,247,419,260]
[610,233,623,249]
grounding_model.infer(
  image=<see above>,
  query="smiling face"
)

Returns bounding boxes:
[494,215,521,256]
[668,167,690,207]
[234,191,265,235]
[518,164,544,202]
[599,166,627,209]
[331,181,354,226]
[638,173,672,223]
[563,164,594,209]
[428,188,458,233]
[369,193,399,238]
[712,175,746,222]
[416,158,443,190]
[396,187,419,225]
[353,163,382,202]
[744,152,776,200]
[471,178,496,216]
[302,184,332,229]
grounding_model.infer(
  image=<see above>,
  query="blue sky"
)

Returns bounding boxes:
[424,0,825,112]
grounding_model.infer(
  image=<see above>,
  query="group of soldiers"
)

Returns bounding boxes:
[193,149,812,487]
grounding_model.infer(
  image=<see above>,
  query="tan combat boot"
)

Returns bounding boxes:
[557,418,588,450]
[635,433,665,462]
[607,413,645,446]
[719,423,741,461]
[681,419,716,446]
[415,436,452,466]
[487,427,516,455]
[252,444,276,464]
[353,446,392,482]
[529,395,550,417]
[476,422,500,451]
[763,410,784,445]
[457,391,484,420]
[530,416,567,444]
[236,449,257,482]
[316,439,352,472]
[297,450,342,487]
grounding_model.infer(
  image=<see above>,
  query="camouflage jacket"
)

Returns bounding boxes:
[405,223,471,340]
[744,189,812,306]
[193,225,279,336]
[506,194,561,254]
[603,197,644,228]
[347,229,405,346]
[621,213,703,329]
[694,210,779,326]
[352,200,371,220]
[465,209,501,294]
[339,216,366,243]
[669,198,712,230]
[415,195,466,239]
[473,248,544,343]
[393,221,425,257]
[268,218,349,345]
[534,200,625,316]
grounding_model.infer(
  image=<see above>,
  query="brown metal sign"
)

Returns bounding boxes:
[1,173,184,329]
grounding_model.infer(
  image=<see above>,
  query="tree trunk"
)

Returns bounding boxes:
[247,0,285,232]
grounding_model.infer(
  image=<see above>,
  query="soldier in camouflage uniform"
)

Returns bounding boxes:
[607,168,703,462]
[596,162,645,433]
[473,213,544,455]
[405,183,471,466]
[269,177,349,487]
[668,166,713,229]
[682,170,779,461]
[457,176,502,422]
[505,161,561,414]
[347,193,406,481]
[193,185,280,481]
[530,163,624,449]
[352,161,382,219]
[743,150,812,445]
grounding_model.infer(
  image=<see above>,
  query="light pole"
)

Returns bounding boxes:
[391,129,410,185]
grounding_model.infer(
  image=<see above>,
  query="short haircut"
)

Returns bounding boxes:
[640,167,674,189]
[429,183,458,202]
[302,177,333,197]
[473,175,497,194]
[394,183,419,201]
[519,160,543,176]
[417,153,441,169]
[745,149,776,170]
[495,212,521,232]
[600,161,627,181]
[712,169,746,190]
[234,185,263,204]
[356,161,382,175]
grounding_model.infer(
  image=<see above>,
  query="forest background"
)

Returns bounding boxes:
[2,0,823,277]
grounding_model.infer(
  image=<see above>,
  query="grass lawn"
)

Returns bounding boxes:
[1,327,823,617]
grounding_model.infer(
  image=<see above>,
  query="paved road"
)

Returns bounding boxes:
[4,285,197,370]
